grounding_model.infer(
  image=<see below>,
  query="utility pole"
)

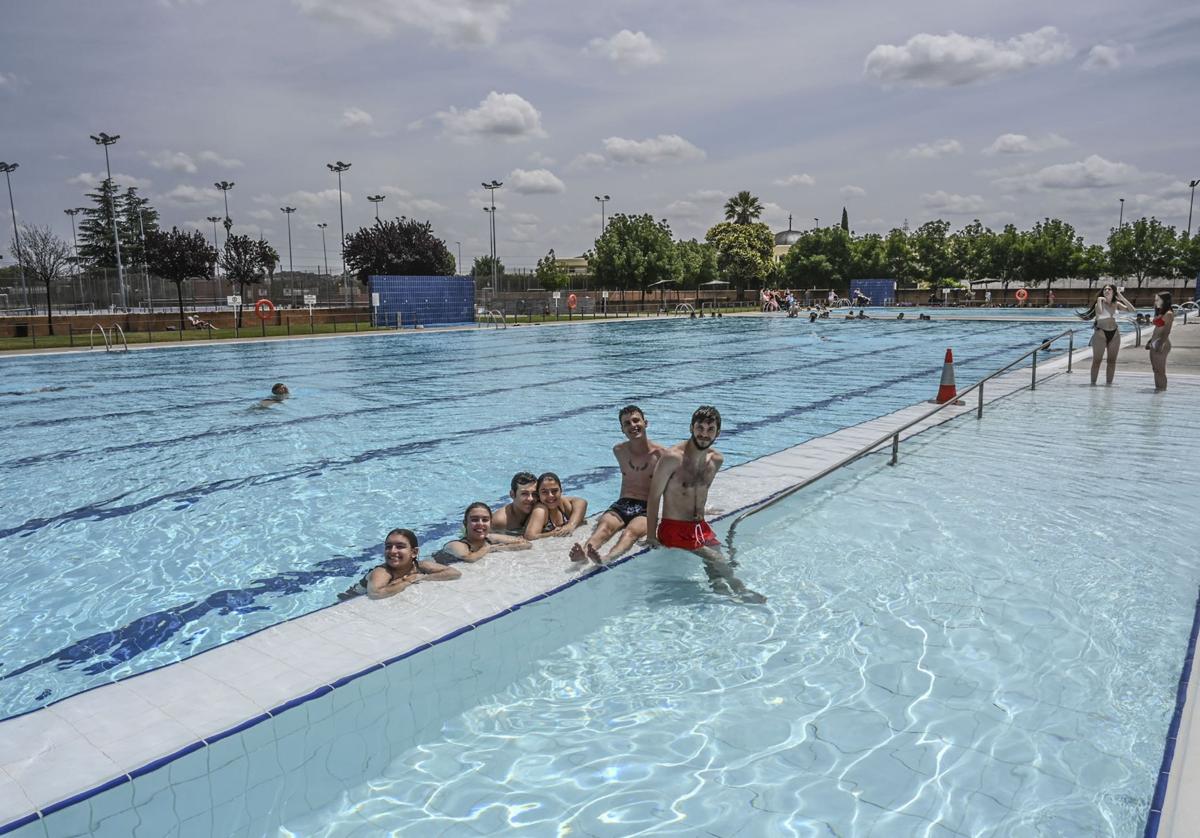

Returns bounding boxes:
[594,194,610,233]
[1187,179,1199,240]
[214,181,235,244]
[317,222,330,276]
[64,207,83,307]
[89,134,127,308]
[326,161,351,303]
[1,162,28,307]
[482,179,503,293]
[367,193,385,220]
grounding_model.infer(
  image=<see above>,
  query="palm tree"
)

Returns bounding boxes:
[723,191,764,225]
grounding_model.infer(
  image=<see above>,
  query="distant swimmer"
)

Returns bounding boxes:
[256,382,290,408]
[646,406,765,603]
[571,405,663,565]
[490,471,538,534]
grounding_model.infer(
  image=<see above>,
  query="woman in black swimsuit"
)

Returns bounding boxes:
[338,528,460,601]
[524,472,588,540]
[437,503,531,562]
[1077,283,1135,385]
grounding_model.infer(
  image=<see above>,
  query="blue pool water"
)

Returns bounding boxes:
[0,317,1088,717]
[269,375,1196,836]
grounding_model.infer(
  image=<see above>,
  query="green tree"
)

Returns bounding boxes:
[848,233,887,279]
[591,213,679,302]
[883,228,919,285]
[1075,244,1108,289]
[117,187,160,270]
[781,226,853,289]
[76,178,122,268]
[145,226,218,331]
[1108,217,1177,288]
[1176,233,1200,292]
[949,220,995,286]
[840,206,849,233]
[10,224,72,334]
[344,217,455,284]
[534,248,569,290]
[675,238,718,302]
[472,255,505,287]
[1022,218,1082,294]
[723,191,764,225]
[256,239,280,281]
[909,219,959,285]
[220,233,267,326]
[990,224,1025,299]
[705,220,774,299]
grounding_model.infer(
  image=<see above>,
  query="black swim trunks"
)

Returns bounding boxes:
[606,497,648,526]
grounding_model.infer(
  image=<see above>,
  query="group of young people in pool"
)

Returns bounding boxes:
[342,404,766,604]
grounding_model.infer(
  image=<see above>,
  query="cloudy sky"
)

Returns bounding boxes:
[2,0,1197,271]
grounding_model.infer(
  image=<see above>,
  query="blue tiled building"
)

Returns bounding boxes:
[369,275,475,327]
[848,279,896,306]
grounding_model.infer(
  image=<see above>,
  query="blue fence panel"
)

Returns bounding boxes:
[369,275,475,327]
[848,279,896,306]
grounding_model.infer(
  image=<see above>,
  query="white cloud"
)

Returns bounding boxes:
[995,154,1142,190]
[341,107,374,128]
[379,186,448,215]
[507,168,566,195]
[160,184,213,205]
[665,199,704,218]
[903,138,962,159]
[291,0,513,47]
[510,211,539,225]
[586,30,665,71]
[247,208,276,221]
[0,71,22,90]
[147,150,197,173]
[840,185,866,198]
[436,91,545,142]
[567,152,607,171]
[982,132,1071,155]
[528,151,556,166]
[921,190,987,214]
[197,150,243,168]
[67,172,153,189]
[254,188,349,208]
[688,189,726,202]
[601,134,705,165]
[864,26,1073,87]
[773,173,815,187]
[1083,43,1134,72]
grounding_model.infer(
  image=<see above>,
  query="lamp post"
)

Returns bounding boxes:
[326,161,351,302]
[214,181,235,244]
[88,134,127,309]
[1,162,28,307]
[137,209,151,311]
[1118,197,1125,230]
[367,193,385,220]
[64,207,83,307]
[594,194,610,233]
[455,240,462,275]
[482,179,502,292]
[317,222,329,276]
[813,217,819,229]
[279,207,295,275]
[1188,179,1199,240]
[205,215,222,286]
[482,207,495,290]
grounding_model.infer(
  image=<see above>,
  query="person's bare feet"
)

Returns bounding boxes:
[569,543,587,563]
[586,543,604,565]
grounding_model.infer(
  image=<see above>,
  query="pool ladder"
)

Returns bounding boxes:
[89,323,129,352]
[481,310,507,329]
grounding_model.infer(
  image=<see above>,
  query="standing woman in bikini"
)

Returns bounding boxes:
[1078,283,1135,385]
[437,502,531,562]
[524,472,588,540]
[1146,292,1174,391]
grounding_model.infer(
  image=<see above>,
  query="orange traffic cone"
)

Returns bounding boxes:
[932,348,964,404]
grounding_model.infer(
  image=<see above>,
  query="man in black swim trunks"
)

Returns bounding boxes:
[490,471,539,534]
[570,405,663,564]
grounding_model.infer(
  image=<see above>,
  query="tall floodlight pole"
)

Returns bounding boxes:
[1118,197,1125,229]
[483,207,496,289]
[594,194,610,233]
[279,207,296,274]
[214,181,235,244]
[482,179,503,292]
[1187,179,1199,239]
[0,163,28,307]
[326,161,351,302]
[89,134,127,309]
[205,215,222,282]
[64,207,83,305]
[813,217,819,229]
[455,240,462,275]
[367,193,385,220]
[317,223,330,276]
[138,210,151,311]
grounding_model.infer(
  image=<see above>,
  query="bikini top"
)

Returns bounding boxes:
[541,503,568,532]
[1153,316,1165,327]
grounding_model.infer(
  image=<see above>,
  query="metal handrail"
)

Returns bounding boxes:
[111,323,129,351]
[88,324,111,352]
[488,309,507,329]
[726,328,1078,555]
[674,303,696,315]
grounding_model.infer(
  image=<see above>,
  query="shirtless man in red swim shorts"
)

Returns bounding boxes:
[646,405,764,602]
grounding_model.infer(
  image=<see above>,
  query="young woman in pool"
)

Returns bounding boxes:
[437,502,532,562]
[1145,292,1174,392]
[1077,283,1135,385]
[524,472,588,540]
[339,528,460,601]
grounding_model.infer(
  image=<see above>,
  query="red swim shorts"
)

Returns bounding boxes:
[657,518,720,550]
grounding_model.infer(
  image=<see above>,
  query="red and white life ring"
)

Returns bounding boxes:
[254,299,276,320]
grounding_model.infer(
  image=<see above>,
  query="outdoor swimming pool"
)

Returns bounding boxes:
[0,316,1102,718]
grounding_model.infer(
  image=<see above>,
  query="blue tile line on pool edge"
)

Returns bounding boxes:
[1143,583,1200,838]
[0,329,1043,711]
[0,361,1073,836]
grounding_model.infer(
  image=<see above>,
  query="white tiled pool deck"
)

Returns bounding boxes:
[1,332,1196,836]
